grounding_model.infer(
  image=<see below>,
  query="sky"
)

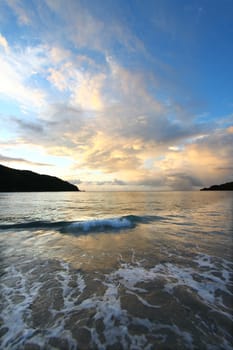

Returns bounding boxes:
[0,0,232,191]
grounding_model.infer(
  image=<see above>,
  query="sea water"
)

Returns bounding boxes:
[0,191,232,349]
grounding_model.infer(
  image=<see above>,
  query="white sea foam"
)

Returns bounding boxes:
[1,253,232,349]
[77,281,152,349]
[0,260,85,349]
[110,264,155,291]
[126,290,161,309]
[150,261,233,316]
[57,261,86,312]
[107,253,233,324]
[0,264,43,349]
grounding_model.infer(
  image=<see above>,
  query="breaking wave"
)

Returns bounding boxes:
[0,214,163,235]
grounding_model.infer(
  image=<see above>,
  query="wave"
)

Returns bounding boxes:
[0,214,163,235]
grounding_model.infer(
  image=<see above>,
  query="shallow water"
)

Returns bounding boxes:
[0,191,232,349]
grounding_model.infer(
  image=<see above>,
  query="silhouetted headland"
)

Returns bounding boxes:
[200,181,233,191]
[0,164,79,192]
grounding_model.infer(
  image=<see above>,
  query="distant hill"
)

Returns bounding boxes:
[0,164,79,192]
[200,182,233,191]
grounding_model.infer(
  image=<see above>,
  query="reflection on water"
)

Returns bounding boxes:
[0,191,232,349]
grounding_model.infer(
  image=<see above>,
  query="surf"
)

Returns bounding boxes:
[0,214,163,235]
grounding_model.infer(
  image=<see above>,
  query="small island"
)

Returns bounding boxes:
[200,181,233,191]
[0,164,79,192]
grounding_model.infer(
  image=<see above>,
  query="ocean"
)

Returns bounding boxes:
[0,191,232,350]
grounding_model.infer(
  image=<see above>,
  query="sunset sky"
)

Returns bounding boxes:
[0,0,232,190]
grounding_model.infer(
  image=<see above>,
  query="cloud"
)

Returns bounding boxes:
[214,166,233,171]
[9,51,231,190]
[68,178,83,185]
[47,67,69,92]
[155,128,233,187]
[49,46,71,64]
[46,53,107,110]
[13,118,44,134]
[0,33,9,52]
[0,42,47,111]
[165,173,203,190]
[132,177,164,188]
[91,179,127,186]
[0,153,51,167]
[44,0,145,55]
[1,0,232,190]
[71,72,106,111]
[6,0,31,25]
[10,104,90,151]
